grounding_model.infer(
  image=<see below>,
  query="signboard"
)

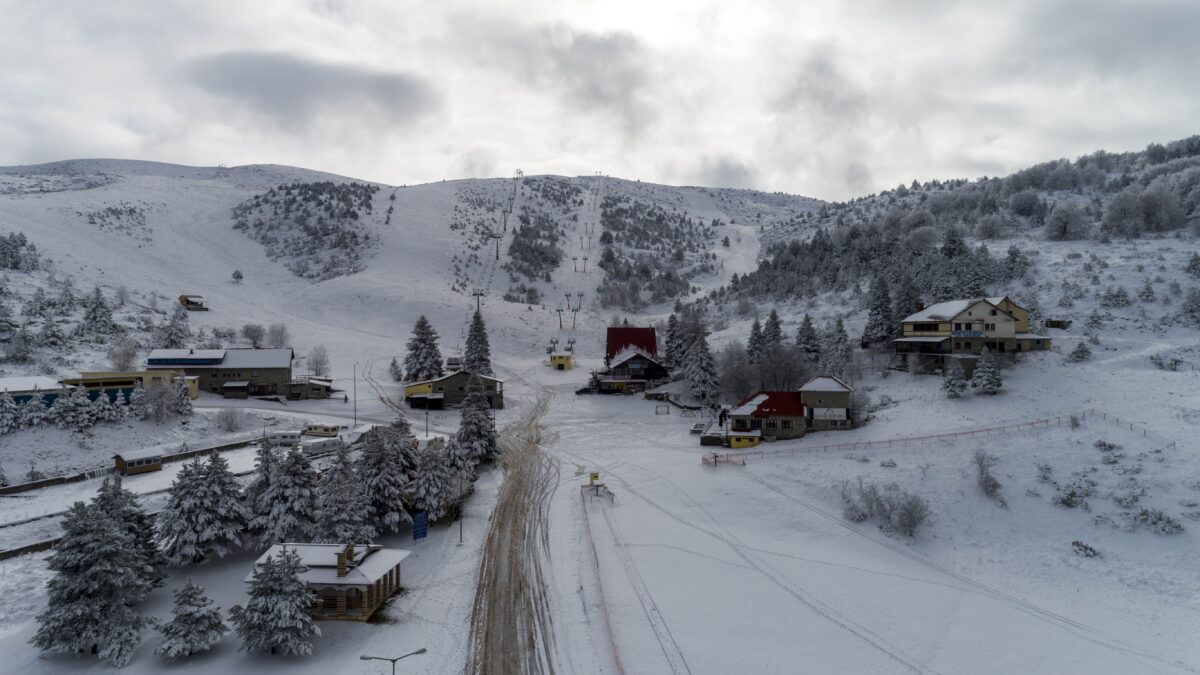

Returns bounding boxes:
[812,407,847,421]
[412,511,429,540]
[589,472,600,485]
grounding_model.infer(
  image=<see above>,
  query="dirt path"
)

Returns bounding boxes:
[467,395,561,675]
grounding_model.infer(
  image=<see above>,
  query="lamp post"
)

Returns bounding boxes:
[360,648,427,675]
[353,361,360,427]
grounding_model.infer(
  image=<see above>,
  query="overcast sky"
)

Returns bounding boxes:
[1,0,1196,200]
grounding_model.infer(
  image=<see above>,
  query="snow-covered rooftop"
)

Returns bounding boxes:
[250,544,411,587]
[729,393,768,416]
[609,347,661,368]
[0,376,63,393]
[799,376,853,393]
[901,297,1009,323]
[219,348,293,369]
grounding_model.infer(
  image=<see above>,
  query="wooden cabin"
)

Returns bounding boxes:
[727,429,761,449]
[114,449,164,475]
[178,294,209,311]
[248,543,410,622]
[591,349,669,393]
[728,391,806,440]
[404,370,504,409]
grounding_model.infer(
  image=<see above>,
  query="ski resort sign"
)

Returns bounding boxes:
[811,407,847,420]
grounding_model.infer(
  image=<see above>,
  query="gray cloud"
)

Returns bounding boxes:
[186,51,440,132]
[691,155,760,190]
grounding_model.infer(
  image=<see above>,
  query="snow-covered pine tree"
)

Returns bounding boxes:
[18,393,49,429]
[126,386,148,420]
[89,392,116,424]
[819,318,852,380]
[412,438,452,522]
[0,391,18,434]
[155,577,228,658]
[112,390,129,419]
[82,285,116,336]
[315,445,374,544]
[244,440,275,540]
[162,453,248,565]
[32,502,150,667]
[891,275,921,325]
[93,476,167,590]
[1186,252,1200,278]
[663,313,681,367]
[229,546,320,655]
[404,315,444,381]
[746,317,764,364]
[1067,341,1092,363]
[357,427,411,534]
[157,304,191,349]
[40,318,68,349]
[862,276,894,346]
[51,386,94,432]
[6,322,34,362]
[463,307,493,376]
[174,381,193,416]
[942,359,969,398]
[443,437,474,505]
[257,447,319,546]
[456,375,497,465]
[1137,278,1156,302]
[684,326,720,405]
[389,356,403,382]
[763,310,783,347]
[794,314,821,364]
[970,348,1002,395]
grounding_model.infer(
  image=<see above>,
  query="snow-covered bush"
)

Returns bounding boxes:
[973,450,1002,499]
[840,479,930,537]
[1052,474,1097,509]
[1130,508,1184,535]
[1066,342,1092,363]
[1071,540,1100,558]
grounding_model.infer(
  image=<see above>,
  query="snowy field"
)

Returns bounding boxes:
[0,160,1195,673]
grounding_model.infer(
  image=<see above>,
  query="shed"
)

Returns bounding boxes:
[113,448,164,475]
[249,543,410,621]
[178,294,208,311]
[728,429,761,449]
[549,352,573,371]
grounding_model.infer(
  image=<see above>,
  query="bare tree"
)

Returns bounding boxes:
[308,345,330,376]
[215,408,243,432]
[115,285,129,307]
[142,383,177,424]
[973,450,1002,498]
[241,324,265,348]
[266,323,291,349]
[108,336,139,372]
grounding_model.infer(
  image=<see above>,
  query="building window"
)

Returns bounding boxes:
[990,309,997,316]
[766,420,778,429]
[781,420,793,429]
[750,419,763,430]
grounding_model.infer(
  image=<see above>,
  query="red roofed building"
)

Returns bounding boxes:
[727,390,806,441]
[605,327,658,363]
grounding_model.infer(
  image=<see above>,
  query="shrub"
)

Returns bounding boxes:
[973,450,1002,498]
[840,479,930,537]
[1131,509,1184,534]
[215,408,243,432]
[1052,475,1096,509]
[1071,540,1100,558]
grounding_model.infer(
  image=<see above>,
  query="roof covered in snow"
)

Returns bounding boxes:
[0,376,64,393]
[901,297,1012,323]
[609,347,663,369]
[146,348,293,369]
[606,326,657,360]
[218,348,294,369]
[250,543,411,587]
[799,376,853,393]
[729,391,805,417]
[407,370,502,387]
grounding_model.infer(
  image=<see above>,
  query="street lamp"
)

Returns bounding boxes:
[360,648,427,675]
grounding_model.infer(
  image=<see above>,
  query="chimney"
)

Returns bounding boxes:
[915,302,925,312]
[344,543,355,562]
[188,348,194,354]
[336,550,347,577]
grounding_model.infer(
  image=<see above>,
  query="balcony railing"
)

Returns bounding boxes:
[950,329,984,337]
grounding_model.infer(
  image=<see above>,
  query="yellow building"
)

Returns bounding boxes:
[895,296,1050,359]
[60,370,199,399]
[728,429,761,449]
[549,353,573,371]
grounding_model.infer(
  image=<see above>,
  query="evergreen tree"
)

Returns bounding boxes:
[18,393,49,429]
[819,318,852,380]
[315,445,374,544]
[942,360,969,398]
[51,386,94,432]
[159,455,248,565]
[82,286,116,336]
[970,348,1002,394]
[862,276,894,345]
[156,577,228,658]
[412,439,452,522]
[89,392,116,424]
[174,381,193,416]
[229,547,320,655]
[39,318,68,349]
[1187,252,1200,279]
[388,356,403,382]
[684,327,720,405]
[157,304,191,349]
[357,427,411,534]
[0,391,18,434]
[794,313,821,364]
[257,447,318,546]
[244,441,276,541]
[663,313,681,367]
[1137,278,1156,302]
[762,310,783,347]
[389,414,419,475]
[456,375,497,465]
[463,307,493,376]
[126,386,148,420]
[6,321,34,362]
[746,317,764,364]
[93,477,167,591]
[31,502,150,667]
[1067,341,1092,363]
[404,315,444,381]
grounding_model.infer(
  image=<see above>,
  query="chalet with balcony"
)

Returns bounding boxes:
[894,296,1050,370]
[590,348,669,393]
[798,375,853,430]
[728,391,807,441]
